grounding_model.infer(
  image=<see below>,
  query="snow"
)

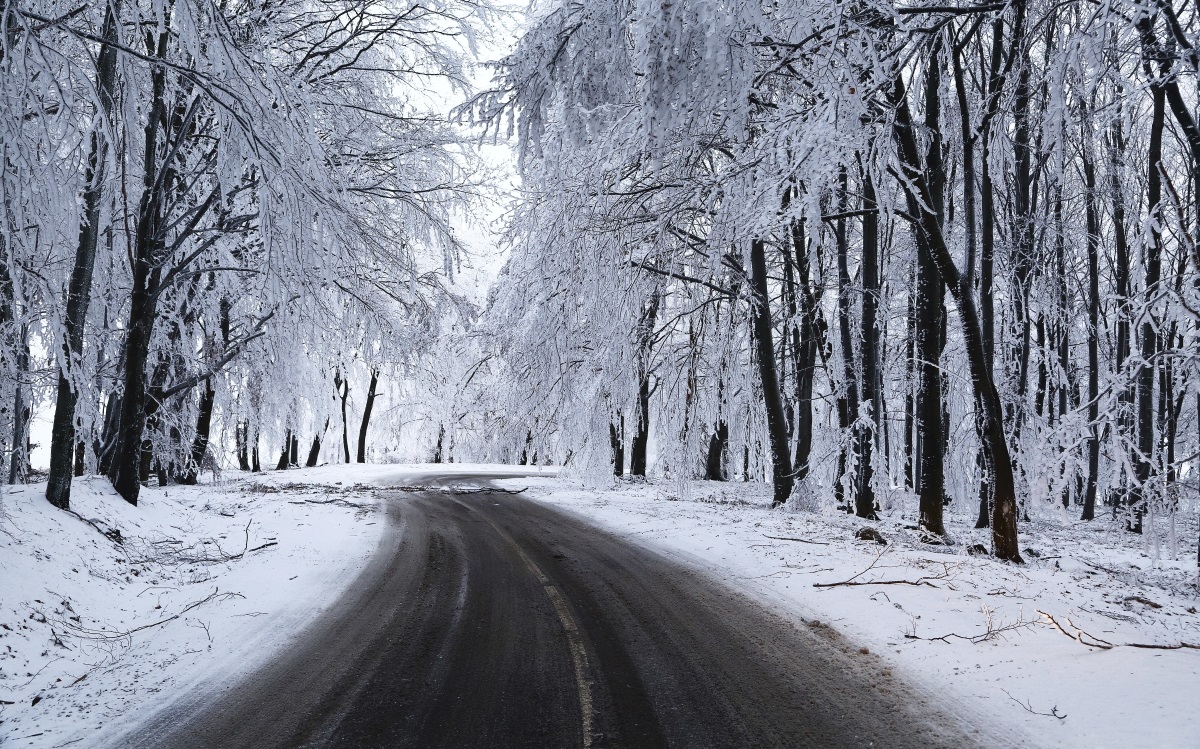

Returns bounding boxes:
[499,475,1200,749]
[0,471,386,748]
[2,465,1193,747]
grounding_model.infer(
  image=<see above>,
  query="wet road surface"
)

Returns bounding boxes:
[123,477,989,748]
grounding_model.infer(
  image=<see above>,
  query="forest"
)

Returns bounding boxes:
[3,0,1200,563]
[469,0,1200,563]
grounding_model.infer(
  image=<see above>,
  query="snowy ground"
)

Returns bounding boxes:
[0,469,392,748]
[0,464,558,748]
[2,465,1196,747]
[500,475,1200,749]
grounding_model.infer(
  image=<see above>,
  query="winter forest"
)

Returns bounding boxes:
[4,0,1200,565]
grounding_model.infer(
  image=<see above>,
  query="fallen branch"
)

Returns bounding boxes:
[907,606,1037,644]
[60,589,243,642]
[64,510,123,545]
[1038,610,1114,649]
[1001,688,1067,720]
[764,535,830,545]
[447,486,528,495]
[1038,610,1200,651]
[287,497,372,510]
[815,549,955,589]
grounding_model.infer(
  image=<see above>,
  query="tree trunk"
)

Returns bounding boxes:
[46,0,120,509]
[892,73,1022,562]
[108,21,175,506]
[787,217,820,484]
[1082,139,1101,521]
[749,238,793,506]
[858,170,881,518]
[178,379,215,485]
[335,369,350,463]
[8,323,28,485]
[631,293,659,477]
[705,420,729,481]
[276,430,291,471]
[306,418,329,467]
[914,44,948,535]
[834,169,871,517]
[609,415,624,476]
[1131,71,1167,533]
[237,421,251,471]
[356,369,378,463]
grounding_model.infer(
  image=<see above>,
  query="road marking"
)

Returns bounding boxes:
[453,497,595,749]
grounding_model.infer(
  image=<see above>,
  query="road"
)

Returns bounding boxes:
[124,473,987,749]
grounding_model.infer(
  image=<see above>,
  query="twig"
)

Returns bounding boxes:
[1001,689,1067,720]
[815,550,954,588]
[64,509,123,545]
[60,589,243,642]
[907,606,1037,644]
[764,534,830,545]
[1038,610,1114,649]
[1038,610,1198,650]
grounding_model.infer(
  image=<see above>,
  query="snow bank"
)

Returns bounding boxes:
[505,476,1200,749]
[0,470,385,748]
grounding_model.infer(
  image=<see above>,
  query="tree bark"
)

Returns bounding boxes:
[631,293,659,477]
[749,238,793,506]
[178,379,215,485]
[335,369,350,463]
[914,44,948,535]
[609,415,625,476]
[858,170,881,518]
[276,430,291,471]
[891,73,1022,562]
[307,418,329,467]
[1082,140,1101,521]
[356,369,378,463]
[46,0,120,509]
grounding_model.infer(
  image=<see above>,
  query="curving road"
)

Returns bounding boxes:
[124,474,988,749]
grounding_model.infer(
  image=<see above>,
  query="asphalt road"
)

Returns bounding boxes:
[125,474,989,749]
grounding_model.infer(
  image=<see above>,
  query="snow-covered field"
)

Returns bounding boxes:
[2,465,1196,748]
[503,474,1200,749]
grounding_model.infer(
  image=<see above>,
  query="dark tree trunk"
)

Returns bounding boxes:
[631,377,651,477]
[335,369,350,463]
[609,416,624,476]
[1131,70,1167,533]
[178,379,215,485]
[914,44,948,535]
[976,15,1007,529]
[705,421,729,481]
[833,170,872,518]
[858,170,881,518]
[276,431,291,471]
[306,418,329,467]
[434,424,445,463]
[786,217,820,484]
[237,421,251,471]
[749,238,793,506]
[46,0,120,509]
[356,369,378,463]
[108,22,176,506]
[892,73,1022,562]
[631,294,659,478]
[1082,140,1101,520]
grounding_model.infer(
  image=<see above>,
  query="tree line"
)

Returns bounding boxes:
[472,0,1200,562]
[1,0,484,509]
